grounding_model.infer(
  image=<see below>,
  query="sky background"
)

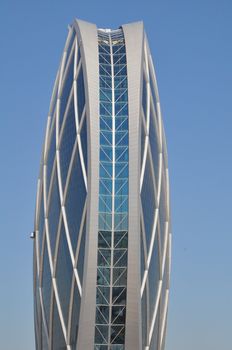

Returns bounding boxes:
[0,0,231,349]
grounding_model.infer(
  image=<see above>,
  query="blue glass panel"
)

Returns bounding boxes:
[115,163,128,178]
[100,117,112,131]
[141,287,147,348]
[48,170,61,257]
[100,147,112,162]
[149,112,160,187]
[112,45,125,54]
[77,66,85,122]
[56,220,73,328]
[99,54,111,64]
[46,124,56,194]
[80,116,87,172]
[115,103,128,116]
[76,218,86,284]
[100,76,112,89]
[148,235,160,324]
[99,44,110,54]
[59,97,76,188]
[99,213,112,231]
[100,163,112,178]
[99,179,112,195]
[115,117,128,131]
[70,282,81,349]
[142,77,147,120]
[52,299,66,349]
[60,53,74,129]
[149,305,160,349]
[115,179,128,195]
[42,242,52,328]
[140,232,145,281]
[100,131,112,146]
[141,121,146,168]
[150,71,158,116]
[114,77,127,89]
[99,195,112,213]
[65,149,86,253]
[42,320,49,350]
[100,102,112,116]
[141,156,156,249]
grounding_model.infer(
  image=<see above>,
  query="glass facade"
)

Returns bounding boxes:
[33,19,171,350]
[94,29,129,350]
[33,25,88,349]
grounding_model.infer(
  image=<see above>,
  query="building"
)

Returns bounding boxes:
[33,19,171,350]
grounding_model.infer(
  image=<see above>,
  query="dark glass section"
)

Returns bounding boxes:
[148,234,160,324]
[141,286,147,348]
[46,124,56,194]
[65,148,86,253]
[42,320,49,350]
[76,217,86,284]
[149,71,158,118]
[41,242,52,329]
[80,115,87,173]
[59,97,76,188]
[149,111,160,187]
[48,169,61,257]
[140,231,145,281]
[96,30,128,348]
[77,66,85,122]
[52,299,66,350]
[159,167,168,253]
[149,305,160,349]
[55,220,73,328]
[70,282,81,349]
[141,119,146,168]
[141,155,156,249]
[59,52,75,129]
[142,76,147,120]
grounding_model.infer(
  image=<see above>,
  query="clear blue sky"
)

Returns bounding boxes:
[0,0,231,349]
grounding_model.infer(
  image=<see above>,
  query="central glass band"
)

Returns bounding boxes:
[94,29,129,350]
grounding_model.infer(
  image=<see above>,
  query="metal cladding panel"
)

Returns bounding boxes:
[73,19,100,350]
[122,21,144,350]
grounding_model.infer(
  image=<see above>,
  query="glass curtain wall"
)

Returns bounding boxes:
[94,29,129,350]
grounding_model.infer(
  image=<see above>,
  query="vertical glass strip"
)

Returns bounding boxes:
[95,29,129,349]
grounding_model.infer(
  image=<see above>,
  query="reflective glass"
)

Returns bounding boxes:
[141,155,156,249]
[77,66,85,121]
[80,116,87,172]
[76,218,86,284]
[48,169,61,257]
[59,52,74,129]
[59,97,76,188]
[96,29,128,348]
[42,242,52,329]
[52,299,66,349]
[65,148,86,253]
[148,234,160,324]
[70,282,81,349]
[46,124,56,194]
[149,111,160,187]
[55,220,73,328]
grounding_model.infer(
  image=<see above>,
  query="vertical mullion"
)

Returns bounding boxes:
[108,32,115,349]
